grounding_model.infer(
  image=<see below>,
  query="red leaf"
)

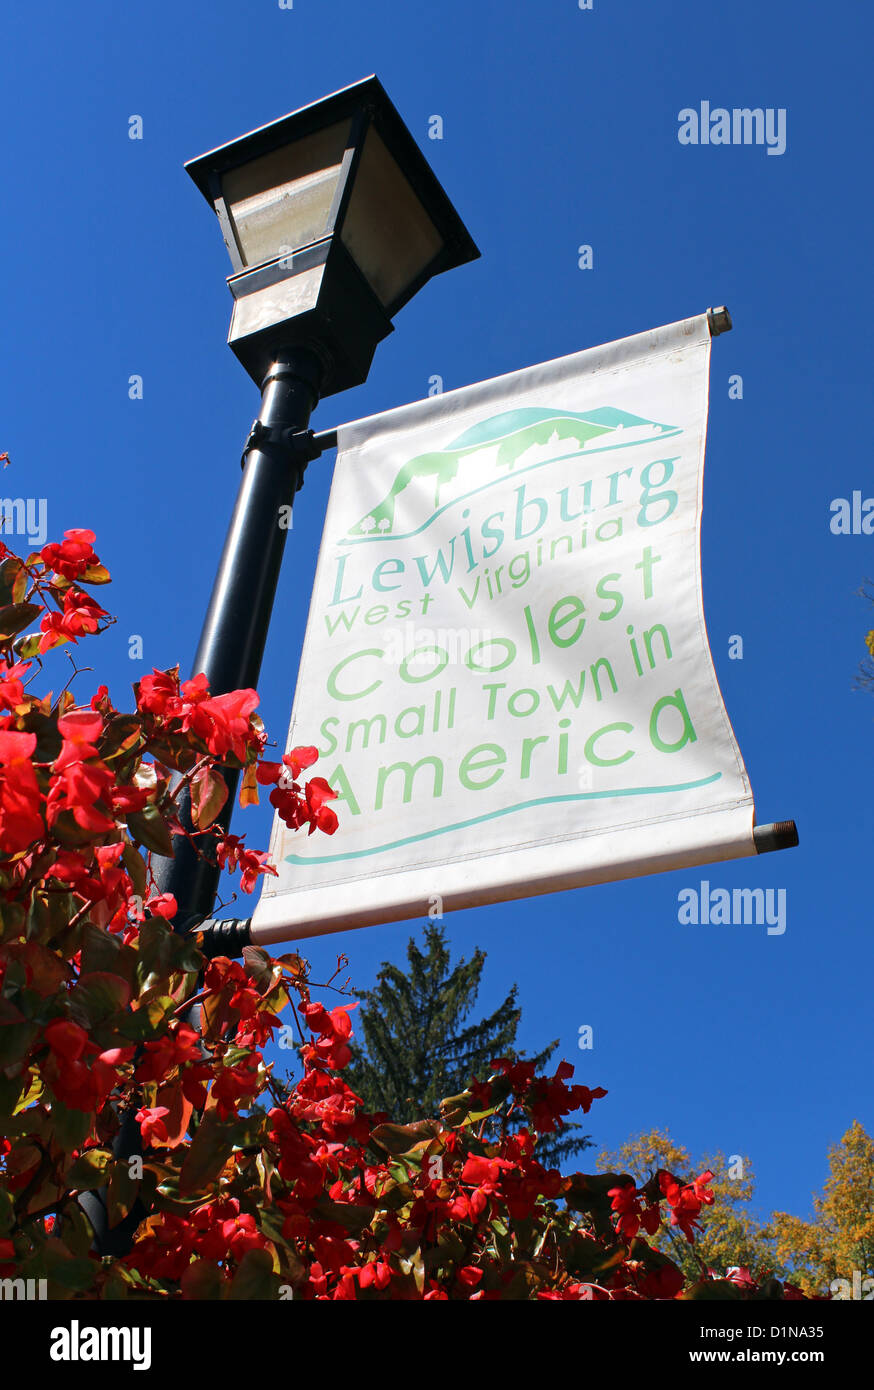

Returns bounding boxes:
[191,765,228,830]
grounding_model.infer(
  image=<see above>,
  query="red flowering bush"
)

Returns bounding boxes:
[0,522,808,1300]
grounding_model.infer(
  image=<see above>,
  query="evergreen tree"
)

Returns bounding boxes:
[345,921,592,1168]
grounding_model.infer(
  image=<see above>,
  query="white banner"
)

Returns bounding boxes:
[252,313,755,942]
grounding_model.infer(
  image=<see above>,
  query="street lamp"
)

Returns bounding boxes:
[82,78,478,1257]
[185,75,480,396]
[152,77,479,939]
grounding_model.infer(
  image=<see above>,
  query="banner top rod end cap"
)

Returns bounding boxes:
[707,305,733,336]
[753,820,799,853]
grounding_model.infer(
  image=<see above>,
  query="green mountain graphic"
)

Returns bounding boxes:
[348,406,679,539]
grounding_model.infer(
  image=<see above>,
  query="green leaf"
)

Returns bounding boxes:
[5,939,70,997]
[80,562,111,585]
[564,1172,625,1214]
[0,601,42,640]
[23,710,63,763]
[0,899,27,939]
[1,1107,50,1143]
[181,1260,224,1300]
[122,842,147,901]
[593,1242,632,1275]
[144,738,199,775]
[312,1199,373,1233]
[11,564,28,604]
[260,982,290,1017]
[12,1067,43,1112]
[0,1186,15,1236]
[68,971,131,1027]
[227,1110,268,1150]
[14,632,43,659]
[99,714,145,762]
[168,933,204,976]
[135,916,202,990]
[135,916,173,986]
[79,923,137,988]
[432,1227,466,1266]
[0,997,25,1025]
[371,1177,415,1212]
[41,1244,97,1296]
[228,1248,277,1300]
[57,1202,96,1258]
[50,809,98,848]
[399,1246,426,1296]
[102,1268,133,1300]
[117,993,176,1042]
[257,1207,303,1264]
[0,557,26,607]
[153,1168,211,1216]
[179,1111,235,1196]
[108,1160,140,1227]
[0,1020,39,1069]
[0,1071,27,1115]
[370,1120,442,1155]
[127,805,174,857]
[50,1098,92,1153]
[101,1261,161,1299]
[497,1264,540,1299]
[681,1279,744,1301]
[65,1147,112,1191]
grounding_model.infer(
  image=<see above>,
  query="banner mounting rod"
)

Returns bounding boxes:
[305,307,734,459]
[194,817,800,957]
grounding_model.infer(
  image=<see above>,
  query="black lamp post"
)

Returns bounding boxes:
[151,76,479,942]
[80,79,478,1256]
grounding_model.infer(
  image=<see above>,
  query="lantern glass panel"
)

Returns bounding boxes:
[341,126,445,309]
[223,119,352,267]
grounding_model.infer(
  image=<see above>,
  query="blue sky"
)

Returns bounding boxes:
[1,0,871,1227]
